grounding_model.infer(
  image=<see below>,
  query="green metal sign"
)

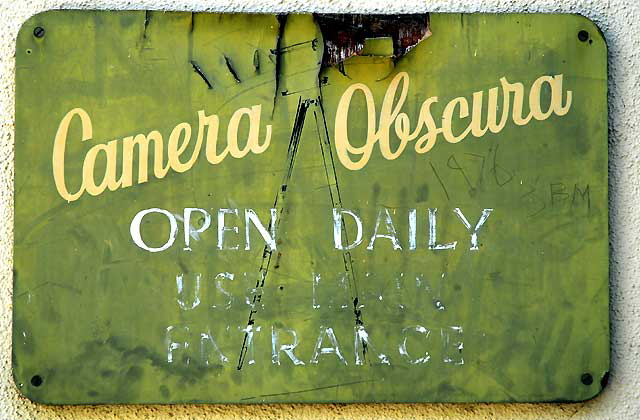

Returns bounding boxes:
[13,11,609,404]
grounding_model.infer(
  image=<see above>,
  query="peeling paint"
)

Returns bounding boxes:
[315,14,431,66]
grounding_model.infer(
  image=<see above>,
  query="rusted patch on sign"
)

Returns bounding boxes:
[315,14,431,66]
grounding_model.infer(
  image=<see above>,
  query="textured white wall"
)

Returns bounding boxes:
[0,0,638,419]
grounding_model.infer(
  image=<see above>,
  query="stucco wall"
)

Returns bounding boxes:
[0,0,637,419]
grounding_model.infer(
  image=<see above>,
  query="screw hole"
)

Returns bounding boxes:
[33,27,45,38]
[30,375,43,387]
[279,285,284,291]
[581,373,593,385]
[26,49,32,55]
[578,30,589,42]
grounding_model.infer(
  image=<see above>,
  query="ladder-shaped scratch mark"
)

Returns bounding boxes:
[237,97,311,370]
[282,81,330,97]
[271,15,287,116]
[270,38,318,55]
[312,94,367,359]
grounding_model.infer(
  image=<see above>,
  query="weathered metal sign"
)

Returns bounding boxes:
[13,11,609,404]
